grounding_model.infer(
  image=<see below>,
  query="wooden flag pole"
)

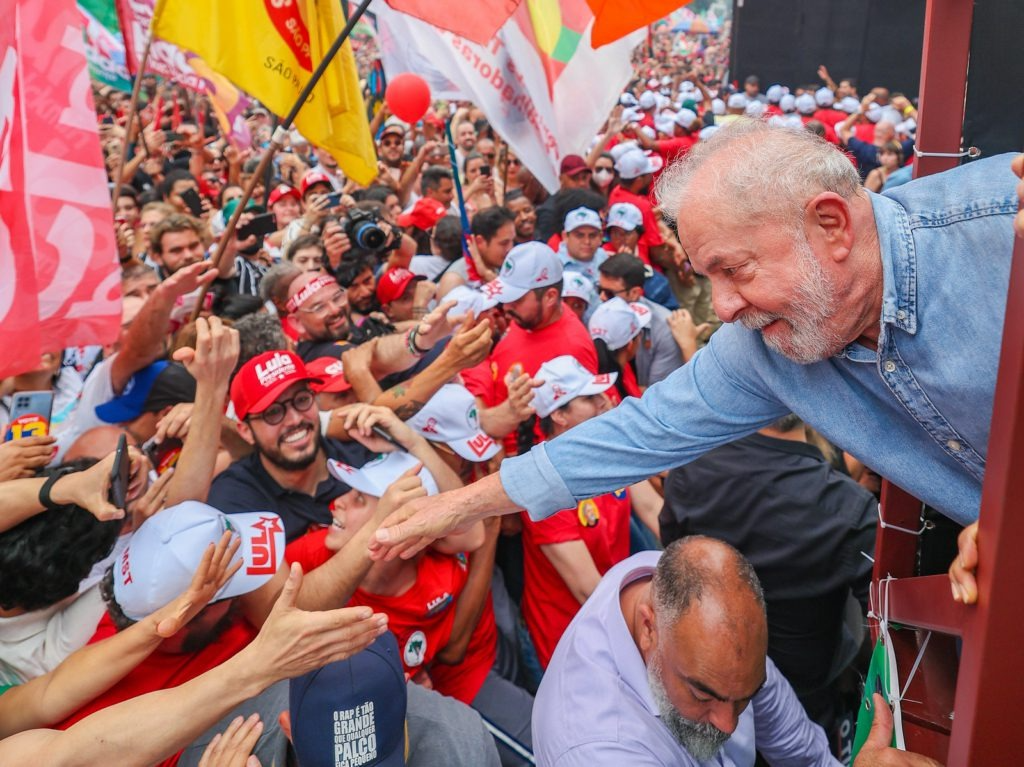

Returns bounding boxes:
[110,35,153,202]
[189,0,376,320]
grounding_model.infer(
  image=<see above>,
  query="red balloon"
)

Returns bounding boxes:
[385,73,432,124]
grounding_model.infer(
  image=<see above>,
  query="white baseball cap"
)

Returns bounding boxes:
[532,356,617,418]
[609,140,639,160]
[615,148,663,180]
[654,113,677,136]
[765,84,785,103]
[744,101,766,118]
[482,242,563,303]
[562,273,595,306]
[646,78,660,89]
[607,202,643,232]
[780,94,797,113]
[638,91,657,110]
[442,284,499,321]
[621,107,643,126]
[865,103,883,123]
[564,207,602,233]
[726,93,748,110]
[113,501,286,621]
[814,87,835,107]
[407,384,499,462]
[711,98,726,115]
[619,92,639,108]
[675,108,698,130]
[328,451,439,498]
[838,96,860,114]
[699,125,720,141]
[588,296,652,350]
[679,79,696,92]
[660,75,672,85]
[795,93,816,115]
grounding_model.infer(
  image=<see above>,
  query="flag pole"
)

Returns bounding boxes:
[191,0,376,320]
[443,117,483,282]
[110,35,154,202]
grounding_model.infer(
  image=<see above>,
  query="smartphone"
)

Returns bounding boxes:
[371,425,408,453]
[4,391,54,442]
[479,164,492,177]
[237,212,278,240]
[180,187,204,217]
[109,433,131,510]
[324,191,343,208]
[164,131,185,143]
[143,436,183,476]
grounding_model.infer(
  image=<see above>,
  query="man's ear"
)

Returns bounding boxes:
[236,419,256,446]
[637,601,658,660]
[805,192,854,263]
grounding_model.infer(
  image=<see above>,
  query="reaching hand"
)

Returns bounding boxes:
[948,521,979,604]
[198,714,263,767]
[667,308,710,360]
[172,316,240,391]
[151,531,243,638]
[0,435,56,480]
[438,314,492,371]
[414,299,459,349]
[243,563,388,684]
[50,447,148,521]
[375,463,429,523]
[161,261,219,299]
[333,403,419,453]
[505,371,541,421]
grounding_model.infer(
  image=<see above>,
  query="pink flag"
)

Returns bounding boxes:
[0,0,121,379]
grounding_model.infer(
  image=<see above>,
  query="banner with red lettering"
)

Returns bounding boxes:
[377,1,644,191]
[0,0,121,379]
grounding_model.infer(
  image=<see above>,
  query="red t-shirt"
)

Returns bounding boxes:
[765,104,783,117]
[608,185,664,265]
[289,530,496,705]
[813,108,847,129]
[58,614,257,767]
[463,307,598,455]
[653,135,696,166]
[520,489,632,667]
[854,123,875,144]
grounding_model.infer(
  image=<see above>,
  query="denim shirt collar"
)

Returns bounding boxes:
[869,190,918,335]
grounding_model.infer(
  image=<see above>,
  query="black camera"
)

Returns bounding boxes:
[342,208,391,253]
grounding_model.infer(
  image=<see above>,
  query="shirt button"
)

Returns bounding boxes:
[896,310,907,320]
[948,440,962,452]
[883,360,897,373]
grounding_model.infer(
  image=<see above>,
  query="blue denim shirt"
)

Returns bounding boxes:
[502,154,1019,526]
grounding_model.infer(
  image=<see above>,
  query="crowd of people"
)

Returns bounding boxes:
[0,21,1015,766]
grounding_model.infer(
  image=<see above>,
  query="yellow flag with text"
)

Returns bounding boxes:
[152,0,377,185]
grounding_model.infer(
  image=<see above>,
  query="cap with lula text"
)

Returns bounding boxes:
[407,384,499,462]
[532,355,617,418]
[230,350,322,420]
[376,268,424,305]
[113,501,285,621]
[482,242,563,304]
[588,297,653,350]
[305,357,353,394]
[289,632,407,767]
[396,197,447,231]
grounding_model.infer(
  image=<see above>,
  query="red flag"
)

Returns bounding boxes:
[385,0,523,45]
[586,0,693,48]
[0,0,121,379]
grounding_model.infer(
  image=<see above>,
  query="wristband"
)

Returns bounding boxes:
[38,469,72,511]
[405,327,426,358]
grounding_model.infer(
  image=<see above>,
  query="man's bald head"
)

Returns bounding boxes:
[655,119,862,232]
[66,426,129,462]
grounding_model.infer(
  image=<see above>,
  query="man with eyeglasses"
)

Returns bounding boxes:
[378,119,408,184]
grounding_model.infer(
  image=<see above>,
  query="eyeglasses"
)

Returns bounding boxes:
[482,152,496,161]
[508,158,522,166]
[249,389,315,425]
[300,289,348,316]
[599,286,630,299]
[380,139,403,148]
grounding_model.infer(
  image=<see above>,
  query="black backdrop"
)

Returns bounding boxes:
[729,0,1024,158]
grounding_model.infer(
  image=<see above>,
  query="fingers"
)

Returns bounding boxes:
[862,693,894,750]
[199,714,263,767]
[275,561,304,611]
[4,434,56,448]
[949,521,979,604]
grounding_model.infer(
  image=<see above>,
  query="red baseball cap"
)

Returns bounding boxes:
[376,268,424,305]
[230,350,321,420]
[268,183,301,207]
[300,170,333,197]
[396,198,447,231]
[559,155,590,177]
[305,357,353,394]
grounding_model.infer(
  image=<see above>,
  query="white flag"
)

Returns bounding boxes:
[377,2,643,192]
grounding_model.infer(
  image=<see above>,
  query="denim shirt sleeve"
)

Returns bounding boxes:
[502,324,789,520]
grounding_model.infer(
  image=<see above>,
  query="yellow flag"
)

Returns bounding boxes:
[153,0,377,185]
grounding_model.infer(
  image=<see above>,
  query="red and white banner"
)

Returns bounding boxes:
[0,0,121,379]
[377,1,643,192]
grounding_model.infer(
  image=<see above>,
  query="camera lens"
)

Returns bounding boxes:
[352,220,386,250]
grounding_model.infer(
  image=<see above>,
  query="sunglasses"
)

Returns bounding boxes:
[249,389,315,425]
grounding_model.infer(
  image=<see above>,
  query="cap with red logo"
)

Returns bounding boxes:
[376,267,425,305]
[482,242,563,304]
[328,451,439,497]
[113,501,285,621]
[300,169,333,196]
[268,184,301,208]
[531,355,617,417]
[407,383,500,462]
[588,297,652,351]
[305,357,353,394]
[230,350,322,420]
[396,197,448,231]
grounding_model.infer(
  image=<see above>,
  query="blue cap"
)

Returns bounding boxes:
[96,361,196,424]
[289,633,407,767]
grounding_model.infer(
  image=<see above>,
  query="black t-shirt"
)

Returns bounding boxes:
[207,438,373,542]
[295,339,355,362]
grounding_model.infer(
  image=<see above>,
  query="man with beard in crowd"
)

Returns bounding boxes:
[532,537,850,766]
[504,190,538,245]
